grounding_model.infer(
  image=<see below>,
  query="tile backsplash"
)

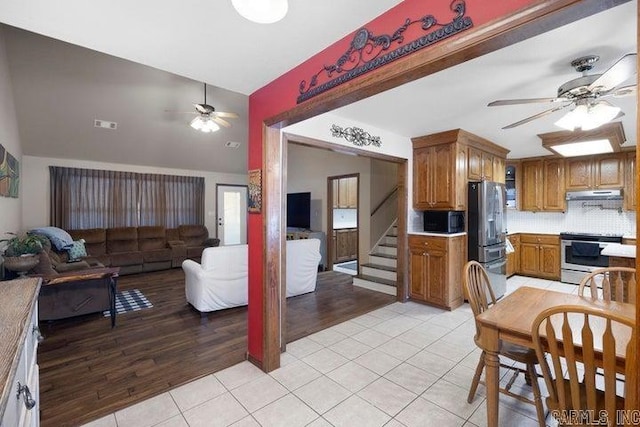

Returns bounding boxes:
[507,200,636,237]
[410,200,636,237]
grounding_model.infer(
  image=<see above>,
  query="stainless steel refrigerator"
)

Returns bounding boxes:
[468,181,507,298]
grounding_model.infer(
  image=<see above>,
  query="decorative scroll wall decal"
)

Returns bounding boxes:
[330,124,382,147]
[298,0,473,104]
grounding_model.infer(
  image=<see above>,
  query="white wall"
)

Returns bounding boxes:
[287,143,372,261]
[0,28,23,238]
[21,155,247,235]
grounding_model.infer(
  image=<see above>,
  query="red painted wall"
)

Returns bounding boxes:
[248,0,540,362]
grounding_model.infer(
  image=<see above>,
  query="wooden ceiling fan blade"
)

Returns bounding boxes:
[213,117,231,128]
[501,104,570,129]
[588,53,637,93]
[214,111,239,119]
[488,97,565,106]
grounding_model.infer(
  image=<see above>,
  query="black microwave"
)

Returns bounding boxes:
[423,210,465,233]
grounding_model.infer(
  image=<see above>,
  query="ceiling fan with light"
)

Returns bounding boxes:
[171,83,239,133]
[488,53,637,131]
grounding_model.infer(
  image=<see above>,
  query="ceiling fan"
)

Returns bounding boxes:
[488,53,637,130]
[171,83,239,133]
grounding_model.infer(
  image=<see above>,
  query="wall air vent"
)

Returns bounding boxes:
[94,119,117,130]
[225,141,241,149]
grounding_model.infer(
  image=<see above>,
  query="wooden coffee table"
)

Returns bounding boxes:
[37,267,120,327]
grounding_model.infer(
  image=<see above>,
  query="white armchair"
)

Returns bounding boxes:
[182,239,321,313]
[182,244,248,313]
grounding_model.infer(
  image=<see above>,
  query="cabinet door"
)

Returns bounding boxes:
[467,146,482,181]
[337,178,350,208]
[521,160,542,211]
[506,252,515,277]
[409,247,427,299]
[519,243,540,276]
[426,250,447,305]
[345,177,358,208]
[539,244,560,280]
[625,151,636,211]
[413,147,433,209]
[336,230,350,261]
[493,157,506,184]
[565,158,592,190]
[332,180,340,209]
[431,143,455,209]
[347,229,358,259]
[542,158,565,211]
[511,235,521,275]
[594,154,624,189]
[482,152,494,181]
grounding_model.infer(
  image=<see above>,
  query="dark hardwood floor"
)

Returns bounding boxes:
[37,268,395,426]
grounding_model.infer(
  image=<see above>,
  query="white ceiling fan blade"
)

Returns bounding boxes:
[588,53,637,93]
[212,117,232,128]
[214,111,239,119]
[501,104,571,129]
[488,97,567,106]
[611,84,636,98]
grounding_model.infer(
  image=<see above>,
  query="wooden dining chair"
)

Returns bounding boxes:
[531,305,637,426]
[463,261,546,427]
[578,267,636,304]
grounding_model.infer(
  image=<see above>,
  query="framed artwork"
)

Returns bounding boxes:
[0,143,19,198]
[248,169,262,213]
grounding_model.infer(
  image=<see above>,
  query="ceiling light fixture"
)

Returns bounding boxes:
[539,122,626,157]
[231,0,288,24]
[190,116,220,133]
[554,100,621,131]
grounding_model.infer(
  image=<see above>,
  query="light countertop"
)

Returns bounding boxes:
[601,244,636,259]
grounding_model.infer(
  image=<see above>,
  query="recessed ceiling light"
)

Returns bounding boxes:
[539,122,626,158]
[549,139,614,157]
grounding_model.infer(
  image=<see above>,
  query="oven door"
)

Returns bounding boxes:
[561,240,611,271]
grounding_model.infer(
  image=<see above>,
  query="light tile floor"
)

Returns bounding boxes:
[81,275,581,427]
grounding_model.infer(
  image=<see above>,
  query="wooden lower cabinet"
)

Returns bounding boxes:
[334,229,357,262]
[519,234,560,280]
[409,234,465,310]
[506,234,520,277]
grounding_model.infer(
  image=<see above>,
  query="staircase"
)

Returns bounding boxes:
[353,221,398,296]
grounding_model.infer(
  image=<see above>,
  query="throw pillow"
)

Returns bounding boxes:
[67,239,87,262]
[30,226,74,250]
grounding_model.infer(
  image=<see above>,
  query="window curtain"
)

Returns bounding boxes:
[50,166,204,229]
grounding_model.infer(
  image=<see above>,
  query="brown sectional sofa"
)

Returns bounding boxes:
[52,225,219,275]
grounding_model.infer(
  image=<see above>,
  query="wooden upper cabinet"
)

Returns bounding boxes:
[412,129,509,211]
[565,154,624,190]
[521,158,565,212]
[521,160,542,211]
[624,151,636,211]
[334,177,357,208]
[542,158,565,211]
[493,156,506,184]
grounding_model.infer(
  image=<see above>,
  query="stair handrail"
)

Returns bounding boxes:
[371,186,398,216]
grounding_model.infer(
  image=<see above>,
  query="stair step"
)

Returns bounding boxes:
[376,245,397,256]
[361,263,396,272]
[378,243,397,248]
[369,254,396,268]
[353,276,397,296]
[370,252,396,260]
[358,274,397,287]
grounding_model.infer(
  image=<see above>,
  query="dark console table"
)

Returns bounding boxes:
[37,267,120,327]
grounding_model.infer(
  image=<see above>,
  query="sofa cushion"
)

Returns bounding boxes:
[143,248,172,263]
[69,228,107,256]
[166,228,180,242]
[138,226,167,251]
[110,251,144,267]
[178,225,208,247]
[107,227,139,253]
[67,239,88,261]
[186,246,205,259]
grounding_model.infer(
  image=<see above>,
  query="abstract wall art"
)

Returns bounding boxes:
[0,143,19,198]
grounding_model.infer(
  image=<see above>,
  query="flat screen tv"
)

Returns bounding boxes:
[287,192,311,229]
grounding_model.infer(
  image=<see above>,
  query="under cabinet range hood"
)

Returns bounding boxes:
[565,189,623,201]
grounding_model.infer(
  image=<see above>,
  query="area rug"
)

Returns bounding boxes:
[103,289,153,317]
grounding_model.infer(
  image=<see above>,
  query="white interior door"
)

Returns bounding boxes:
[216,185,247,245]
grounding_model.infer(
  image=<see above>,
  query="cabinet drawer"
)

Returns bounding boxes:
[2,343,28,427]
[520,234,559,245]
[408,236,447,252]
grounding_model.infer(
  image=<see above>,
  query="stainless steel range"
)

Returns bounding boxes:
[560,232,623,284]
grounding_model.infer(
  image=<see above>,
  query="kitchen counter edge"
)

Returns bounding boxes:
[409,231,467,238]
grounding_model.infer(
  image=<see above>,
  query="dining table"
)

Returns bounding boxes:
[475,286,636,427]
